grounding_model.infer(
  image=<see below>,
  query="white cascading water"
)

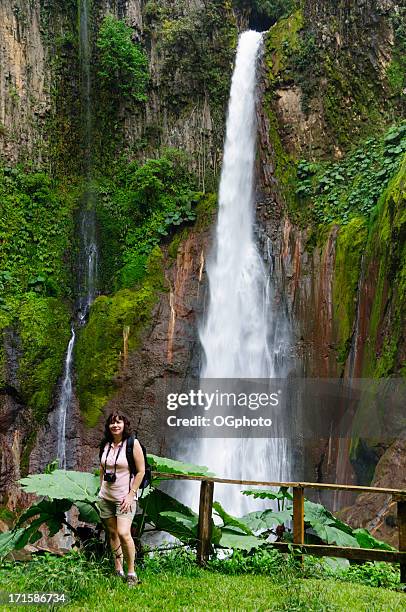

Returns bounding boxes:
[178,31,291,516]
[56,327,75,468]
[200,31,271,380]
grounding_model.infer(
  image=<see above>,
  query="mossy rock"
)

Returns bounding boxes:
[16,295,71,421]
[75,247,166,427]
[333,217,368,365]
[265,9,304,82]
[359,156,406,377]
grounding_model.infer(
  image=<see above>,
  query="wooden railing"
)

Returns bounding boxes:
[152,472,406,582]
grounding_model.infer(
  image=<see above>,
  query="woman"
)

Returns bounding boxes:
[98,411,145,587]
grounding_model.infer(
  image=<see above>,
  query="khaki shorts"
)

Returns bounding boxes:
[97,497,137,521]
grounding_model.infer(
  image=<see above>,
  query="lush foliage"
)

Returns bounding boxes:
[14,295,71,420]
[0,167,76,425]
[1,464,403,609]
[0,167,76,300]
[96,15,149,102]
[0,458,213,557]
[296,123,406,225]
[95,149,200,290]
[1,464,394,563]
[241,488,394,550]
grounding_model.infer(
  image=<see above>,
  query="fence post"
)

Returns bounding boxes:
[197,480,214,566]
[293,486,305,544]
[293,486,305,564]
[398,498,406,583]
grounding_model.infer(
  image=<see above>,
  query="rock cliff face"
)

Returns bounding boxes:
[0,0,49,163]
[254,0,405,538]
[0,0,405,545]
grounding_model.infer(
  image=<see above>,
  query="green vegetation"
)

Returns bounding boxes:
[17,295,71,419]
[96,15,149,103]
[0,166,75,422]
[1,552,405,611]
[265,8,304,83]
[296,123,406,225]
[361,154,406,378]
[74,149,217,425]
[263,10,304,217]
[95,149,200,290]
[1,466,394,558]
[0,167,77,299]
[0,464,404,609]
[264,2,403,159]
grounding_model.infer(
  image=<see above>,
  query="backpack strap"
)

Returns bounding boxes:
[125,434,137,476]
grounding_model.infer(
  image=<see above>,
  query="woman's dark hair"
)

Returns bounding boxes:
[99,411,132,450]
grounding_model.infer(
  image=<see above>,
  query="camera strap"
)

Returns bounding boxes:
[104,440,124,475]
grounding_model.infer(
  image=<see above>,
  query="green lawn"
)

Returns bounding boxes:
[1,568,405,611]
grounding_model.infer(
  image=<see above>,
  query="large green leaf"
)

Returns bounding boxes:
[212,501,253,535]
[147,454,215,478]
[311,524,359,547]
[139,487,199,540]
[13,499,73,551]
[75,501,101,525]
[19,470,100,503]
[137,487,223,545]
[16,499,72,527]
[304,501,353,534]
[240,508,292,533]
[218,528,264,551]
[139,487,197,523]
[353,528,395,551]
[158,511,198,542]
[0,528,25,558]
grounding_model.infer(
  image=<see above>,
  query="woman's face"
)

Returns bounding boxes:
[109,417,124,437]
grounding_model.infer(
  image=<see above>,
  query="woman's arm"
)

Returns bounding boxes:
[130,439,146,495]
[99,464,104,490]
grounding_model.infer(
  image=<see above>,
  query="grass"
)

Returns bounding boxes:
[0,550,405,611]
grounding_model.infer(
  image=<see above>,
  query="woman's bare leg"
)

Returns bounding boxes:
[117,517,135,574]
[104,517,123,572]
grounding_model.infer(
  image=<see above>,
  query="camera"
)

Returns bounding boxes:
[104,472,117,483]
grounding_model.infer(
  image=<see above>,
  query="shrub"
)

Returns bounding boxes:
[96,15,149,102]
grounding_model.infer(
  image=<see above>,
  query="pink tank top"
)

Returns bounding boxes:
[99,441,137,502]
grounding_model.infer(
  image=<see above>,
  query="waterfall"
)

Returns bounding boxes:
[56,0,97,467]
[177,31,292,516]
[56,327,75,468]
[200,31,271,380]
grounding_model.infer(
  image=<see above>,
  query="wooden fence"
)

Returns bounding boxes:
[152,472,406,582]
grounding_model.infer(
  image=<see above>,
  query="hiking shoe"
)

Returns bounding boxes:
[126,574,140,587]
[115,570,125,579]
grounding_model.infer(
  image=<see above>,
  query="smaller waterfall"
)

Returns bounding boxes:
[56,327,75,468]
[78,199,98,323]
